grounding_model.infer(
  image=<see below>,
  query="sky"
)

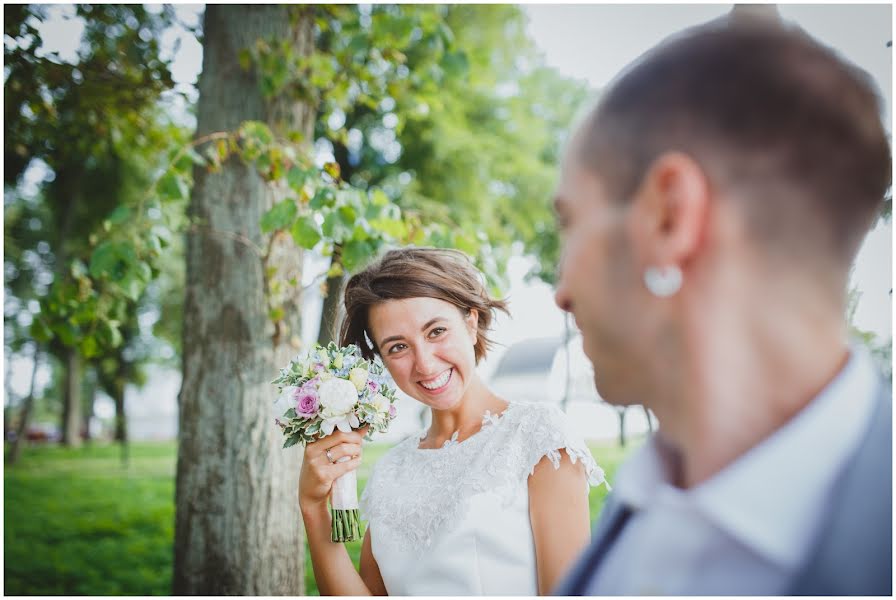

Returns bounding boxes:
[8,4,893,430]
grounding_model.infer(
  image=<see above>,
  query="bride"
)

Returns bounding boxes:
[298,247,607,595]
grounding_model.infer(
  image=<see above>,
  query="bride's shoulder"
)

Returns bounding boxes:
[500,400,573,436]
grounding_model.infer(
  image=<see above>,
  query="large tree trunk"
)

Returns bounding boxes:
[61,348,81,447]
[173,5,314,595]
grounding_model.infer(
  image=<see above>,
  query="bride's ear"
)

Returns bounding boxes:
[464,309,479,338]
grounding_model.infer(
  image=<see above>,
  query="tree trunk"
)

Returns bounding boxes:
[316,248,346,346]
[113,376,129,467]
[174,5,314,595]
[61,348,81,447]
[82,373,96,444]
[616,406,627,447]
[7,345,40,465]
[643,405,654,433]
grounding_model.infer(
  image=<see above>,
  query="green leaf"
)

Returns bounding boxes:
[80,335,99,358]
[187,147,207,166]
[107,205,131,225]
[54,321,78,347]
[260,199,298,233]
[283,433,303,449]
[370,188,390,207]
[342,239,374,272]
[287,166,310,190]
[158,172,189,201]
[290,215,322,249]
[369,217,408,240]
[310,187,335,210]
[338,205,358,226]
[89,241,137,280]
[441,51,469,79]
[239,121,274,146]
[30,317,53,343]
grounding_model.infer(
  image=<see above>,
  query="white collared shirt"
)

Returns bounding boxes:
[592,346,881,595]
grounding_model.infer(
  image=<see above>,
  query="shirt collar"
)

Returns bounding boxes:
[611,344,881,568]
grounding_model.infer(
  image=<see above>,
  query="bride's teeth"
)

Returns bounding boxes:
[421,369,451,390]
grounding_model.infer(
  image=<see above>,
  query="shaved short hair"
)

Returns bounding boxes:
[575,17,891,265]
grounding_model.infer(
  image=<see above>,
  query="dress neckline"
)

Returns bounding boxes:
[414,402,515,451]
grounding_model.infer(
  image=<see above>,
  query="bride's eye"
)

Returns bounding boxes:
[428,327,447,338]
[387,343,407,354]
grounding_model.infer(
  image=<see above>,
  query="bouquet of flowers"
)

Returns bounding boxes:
[272,342,398,543]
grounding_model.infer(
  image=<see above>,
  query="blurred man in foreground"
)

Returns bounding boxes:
[553,15,892,595]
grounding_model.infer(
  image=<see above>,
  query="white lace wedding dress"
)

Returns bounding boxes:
[360,401,607,595]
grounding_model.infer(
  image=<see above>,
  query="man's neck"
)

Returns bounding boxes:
[650,294,850,489]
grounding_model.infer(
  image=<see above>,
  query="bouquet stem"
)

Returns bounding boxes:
[330,507,362,542]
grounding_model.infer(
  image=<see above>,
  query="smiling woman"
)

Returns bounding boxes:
[295,246,609,596]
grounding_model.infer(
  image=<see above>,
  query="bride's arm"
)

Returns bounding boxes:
[360,529,388,595]
[528,450,591,595]
[300,428,381,596]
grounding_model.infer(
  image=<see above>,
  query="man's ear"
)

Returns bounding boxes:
[628,151,711,270]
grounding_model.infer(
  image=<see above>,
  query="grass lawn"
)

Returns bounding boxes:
[4,436,639,595]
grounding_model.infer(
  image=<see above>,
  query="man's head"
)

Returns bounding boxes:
[554,17,890,405]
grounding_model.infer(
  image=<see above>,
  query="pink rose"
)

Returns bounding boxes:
[294,388,320,418]
[389,404,397,418]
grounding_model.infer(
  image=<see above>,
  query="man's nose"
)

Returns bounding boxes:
[554,261,573,312]
[554,284,573,313]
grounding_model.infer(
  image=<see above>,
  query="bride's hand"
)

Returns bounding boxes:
[299,427,367,509]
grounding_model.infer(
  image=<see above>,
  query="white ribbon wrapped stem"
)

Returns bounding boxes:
[331,457,359,510]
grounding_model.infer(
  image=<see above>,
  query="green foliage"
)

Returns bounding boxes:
[4,4,185,375]
[4,438,638,595]
[305,5,590,292]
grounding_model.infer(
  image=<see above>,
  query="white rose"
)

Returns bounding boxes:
[371,393,391,415]
[348,368,369,392]
[318,378,359,418]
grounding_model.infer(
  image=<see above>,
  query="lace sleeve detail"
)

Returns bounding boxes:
[513,403,610,491]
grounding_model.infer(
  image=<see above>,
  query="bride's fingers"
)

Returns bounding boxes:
[308,428,366,451]
[330,455,362,478]
[318,442,362,465]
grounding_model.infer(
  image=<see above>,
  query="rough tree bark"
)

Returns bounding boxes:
[173,5,314,595]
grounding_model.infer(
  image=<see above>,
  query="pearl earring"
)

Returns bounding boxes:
[644,265,682,298]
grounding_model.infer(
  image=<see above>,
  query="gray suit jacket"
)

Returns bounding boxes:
[556,383,892,596]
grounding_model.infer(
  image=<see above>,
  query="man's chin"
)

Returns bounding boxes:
[593,377,640,407]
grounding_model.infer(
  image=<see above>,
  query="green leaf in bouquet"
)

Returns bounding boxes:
[283,432,303,449]
[305,421,321,435]
[283,408,297,419]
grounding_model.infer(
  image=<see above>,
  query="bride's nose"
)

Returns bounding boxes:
[413,345,438,375]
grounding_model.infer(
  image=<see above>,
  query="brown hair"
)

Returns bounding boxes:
[575,17,891,265]
[339,247,509,363]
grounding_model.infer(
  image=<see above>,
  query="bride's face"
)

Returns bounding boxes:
[368,297,479,411]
